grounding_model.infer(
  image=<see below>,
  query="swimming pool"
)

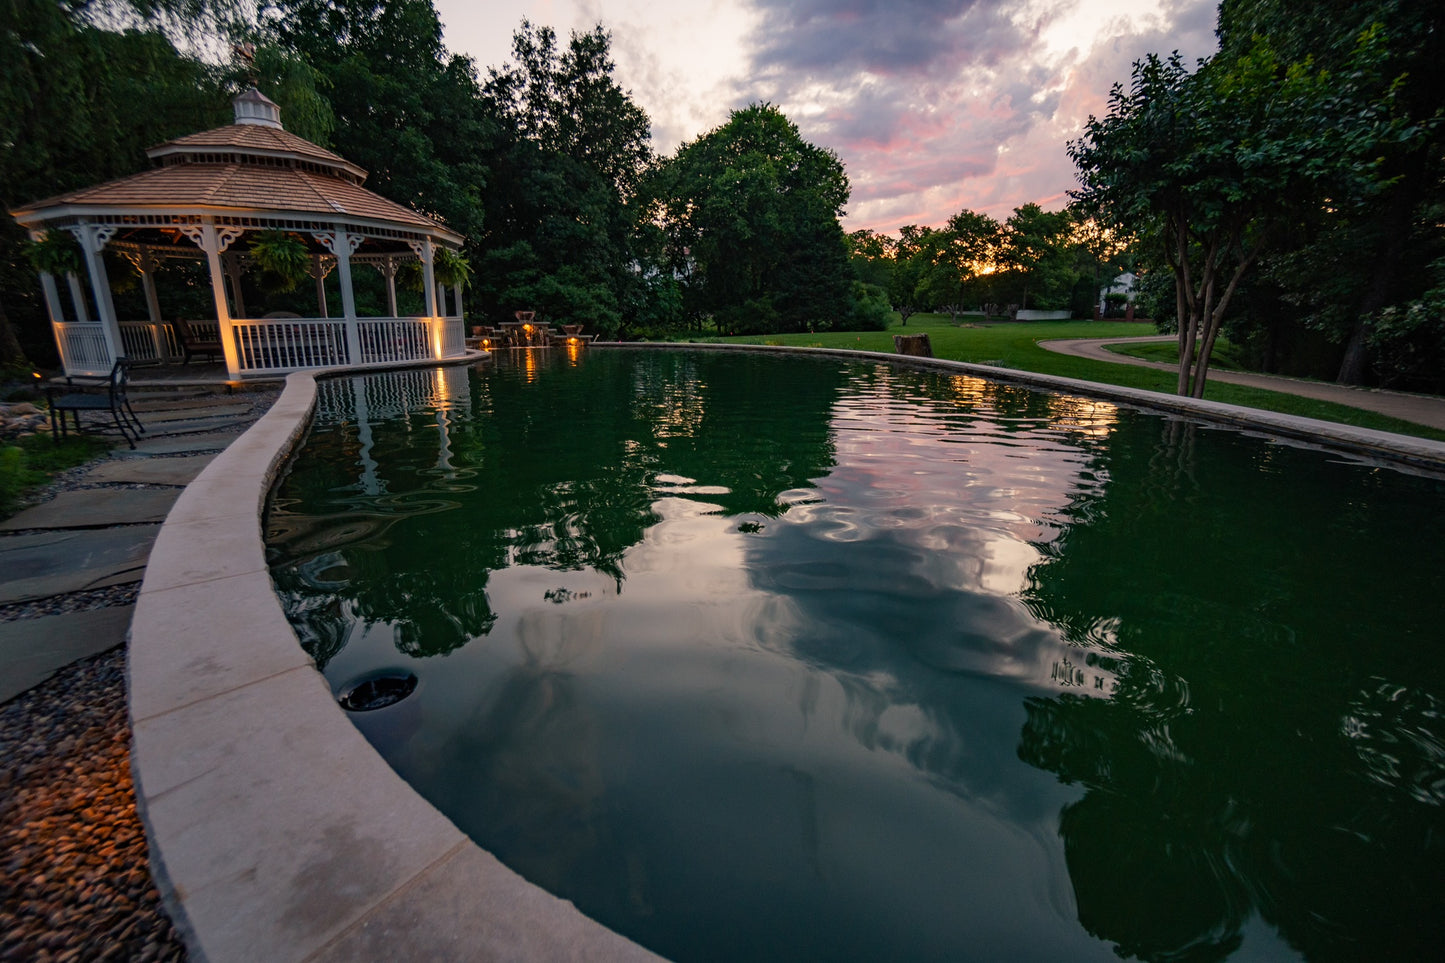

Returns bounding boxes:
[266,349,1445,961]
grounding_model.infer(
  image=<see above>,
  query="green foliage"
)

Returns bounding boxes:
[1367,256,1445,392]
[0,433,112,519]
[1069,25,1416,396]
[997,203,1073,309]
[433,247,471,288]
[638,103,854,335]
[247,230,310,293]
[264,0,493,252]
[842,281,893,331]
[1,1,231,365]
[247,42,336,145]
[1074,0,1440,393]
[846,229,895,288]
[484,20,652,196]
[471,21,652,335]
[21,231,82,277]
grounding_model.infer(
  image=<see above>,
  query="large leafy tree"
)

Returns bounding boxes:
[474,21,652,334]
[1217,0,1445,388]
[262,0,491,248]
[1070,30,1413,397]
[1,0,233,367]
[640,104,854,334]
[995,203,1072,311]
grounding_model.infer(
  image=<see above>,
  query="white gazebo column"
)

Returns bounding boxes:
[121,247,172,363]
[312,255,330,318]
[453,283,464,319]
[421,239,437,317]
[70,224,122,363]
[384,257,398,317]
[320,229,364,365]
[186,221,243,376]
[38,272,63,323]
[224,251,248,320]
[66,272,91,322]
[26,231,64,324]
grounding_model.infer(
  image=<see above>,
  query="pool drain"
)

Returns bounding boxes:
[338,671,418,711]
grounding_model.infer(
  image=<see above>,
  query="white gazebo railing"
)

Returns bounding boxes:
[227,316,465,376]
[53,322,112,376]
[59,316,468,378]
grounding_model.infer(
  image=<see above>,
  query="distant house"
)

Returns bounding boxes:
[1099,272,1137,313]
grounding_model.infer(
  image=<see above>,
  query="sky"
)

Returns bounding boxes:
[432,0,1219,234]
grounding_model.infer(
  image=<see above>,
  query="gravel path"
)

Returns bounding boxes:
[0,647,186,962]
[0,386,281,962]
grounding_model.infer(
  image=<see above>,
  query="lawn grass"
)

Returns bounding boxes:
[673,314,1445,442]
[0,433,113,519]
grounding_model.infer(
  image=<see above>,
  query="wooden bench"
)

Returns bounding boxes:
[174,318,224,365]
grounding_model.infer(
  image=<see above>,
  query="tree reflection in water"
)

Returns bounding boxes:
[1017,419,1445,961]
[267,351,844,666]
[266,354,1445,961]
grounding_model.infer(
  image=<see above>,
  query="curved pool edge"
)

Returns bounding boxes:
[127,356,666,963]
[595,342,1445,472]
[127,343,1445,963]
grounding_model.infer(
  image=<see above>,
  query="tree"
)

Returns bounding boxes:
[639,104,855,334]
[886,226,933,325]
[484,20,651,197]
[845,229,895,289]
[473,20,652,334]
[1070,31,1413,397]
[263,0,492,246]
[1216,0,1445,387]
[1,0,233,366]
[997,203,1072,311]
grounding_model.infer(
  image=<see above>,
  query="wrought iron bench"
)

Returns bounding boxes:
[48,357,143,449]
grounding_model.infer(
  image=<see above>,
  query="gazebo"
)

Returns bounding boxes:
[8,89,469,379]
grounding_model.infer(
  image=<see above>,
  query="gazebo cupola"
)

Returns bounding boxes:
[9,89,469,378]
[233,88,283,128]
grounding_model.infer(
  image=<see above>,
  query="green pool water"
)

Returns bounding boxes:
[266,350,1445,962]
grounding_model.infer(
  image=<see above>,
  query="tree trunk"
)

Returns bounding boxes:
[1338,168,1418,385]
[0,293,32,370]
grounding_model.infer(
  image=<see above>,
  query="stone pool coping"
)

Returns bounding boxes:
[129,345,1445,963]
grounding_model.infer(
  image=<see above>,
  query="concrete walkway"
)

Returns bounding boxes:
[0,384,277,700]
[1038,335,1445,431]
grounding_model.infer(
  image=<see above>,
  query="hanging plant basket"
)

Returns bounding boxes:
[22,230,82,277]
[434,247,472,289]
[248,230,310,293]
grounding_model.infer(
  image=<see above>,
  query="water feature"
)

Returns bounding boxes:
[266,350,1445,962]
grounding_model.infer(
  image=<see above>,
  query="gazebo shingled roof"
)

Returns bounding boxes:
[16,162,448,234]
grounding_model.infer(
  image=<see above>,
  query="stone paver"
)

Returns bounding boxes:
[84,453,218,486]
[0,488,180,531]
[0,525,159,604]
[137,402,254,424]
[132,415,255,436]
[0,605,134,703]
[127,430,245,455]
